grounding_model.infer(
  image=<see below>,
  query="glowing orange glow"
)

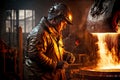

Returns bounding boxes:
[92,33,120,69]
[68,13,72,22]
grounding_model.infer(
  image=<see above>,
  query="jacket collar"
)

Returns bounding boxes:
[41,17,62,38]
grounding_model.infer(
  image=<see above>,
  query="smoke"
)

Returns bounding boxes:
[68,0,93,34]
[86,0,116,33]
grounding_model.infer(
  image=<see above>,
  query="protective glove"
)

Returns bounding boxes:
[63,52,75,64]
[57,61,69,69]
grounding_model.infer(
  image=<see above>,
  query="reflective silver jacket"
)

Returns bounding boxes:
[25,17,64,72]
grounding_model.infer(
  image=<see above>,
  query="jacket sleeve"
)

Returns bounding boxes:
[35,32,57,71]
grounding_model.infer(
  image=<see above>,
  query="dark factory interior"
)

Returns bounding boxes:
[0,0,120,80]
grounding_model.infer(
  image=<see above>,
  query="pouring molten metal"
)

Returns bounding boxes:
[92,33,120,70]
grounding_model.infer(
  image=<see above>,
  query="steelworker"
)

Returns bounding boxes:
[24,3,75,80]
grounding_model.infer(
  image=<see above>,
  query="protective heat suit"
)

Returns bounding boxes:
[24,16,75,80]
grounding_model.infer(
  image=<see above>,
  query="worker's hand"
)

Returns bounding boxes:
[57,61,69,69]
[63,52,75,64]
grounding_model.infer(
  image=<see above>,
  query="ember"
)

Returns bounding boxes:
[75,40,80,46]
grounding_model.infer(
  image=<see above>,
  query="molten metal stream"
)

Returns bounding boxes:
[92,33,120,70]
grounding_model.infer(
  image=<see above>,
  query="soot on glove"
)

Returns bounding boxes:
[57,61,69,69]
